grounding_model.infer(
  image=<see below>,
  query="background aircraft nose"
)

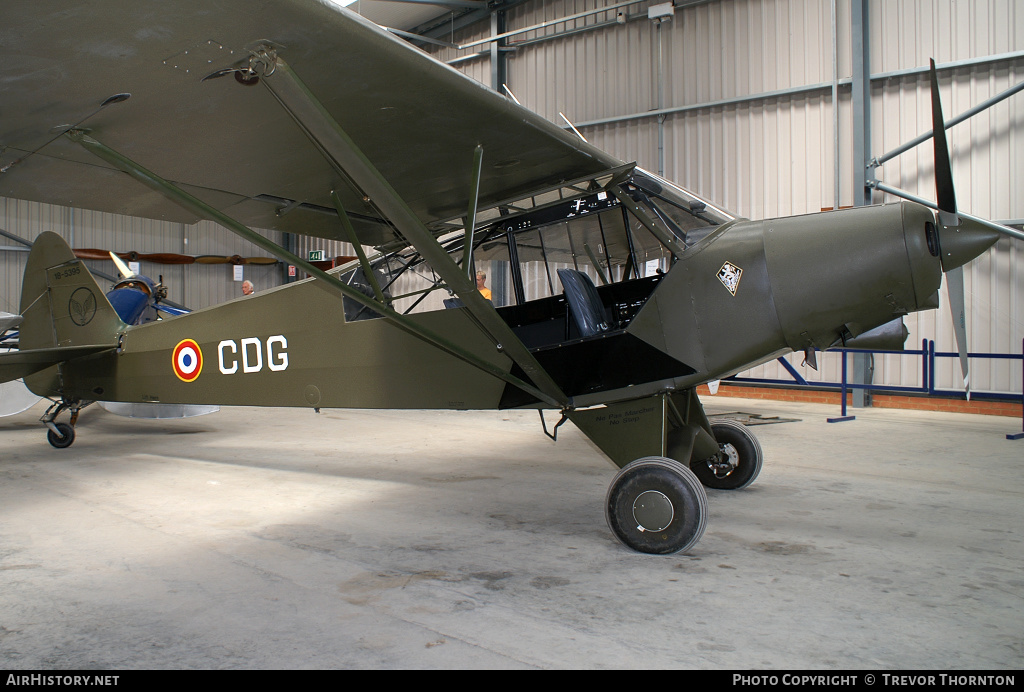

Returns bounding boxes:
[939,217,1000,272]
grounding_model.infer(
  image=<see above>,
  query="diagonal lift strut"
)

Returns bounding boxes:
[65,130,562,409]
[251,51,569,408]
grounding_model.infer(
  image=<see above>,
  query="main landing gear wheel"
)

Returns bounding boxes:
[46,422,76,449]
[40,399,87,449]
[690,419,763,490]
[605,456,708,555]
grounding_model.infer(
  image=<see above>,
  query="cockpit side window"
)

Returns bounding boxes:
[510,204,635,303]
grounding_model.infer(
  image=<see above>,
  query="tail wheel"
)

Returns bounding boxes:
[605,457,708,555]
[46,422,76,449]
[690,419,763,490]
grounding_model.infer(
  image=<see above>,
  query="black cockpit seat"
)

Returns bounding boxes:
[557,269,610,338]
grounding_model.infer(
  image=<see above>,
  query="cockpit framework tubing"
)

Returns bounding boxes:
[379,175,726,314]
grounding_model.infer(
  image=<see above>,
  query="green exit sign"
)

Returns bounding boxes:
[308,250,324,261]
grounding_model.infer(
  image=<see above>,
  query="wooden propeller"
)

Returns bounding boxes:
[73,249,279,265]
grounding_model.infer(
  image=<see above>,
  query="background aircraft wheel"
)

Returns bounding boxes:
[46,422,76,449]
[605,456,708,555]
[690,419,763,490]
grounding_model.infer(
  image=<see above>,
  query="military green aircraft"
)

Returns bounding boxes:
[0,1,1015,554]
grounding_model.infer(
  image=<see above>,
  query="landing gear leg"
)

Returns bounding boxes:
[40,399,89,449]
[662,389,765,490]
[567,388,767,553]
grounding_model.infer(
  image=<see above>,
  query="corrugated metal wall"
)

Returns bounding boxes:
[432,0,1024,397]
[0,202,363,315]
[1,197,288,313]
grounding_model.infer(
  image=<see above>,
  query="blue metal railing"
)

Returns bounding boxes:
[725,339,1024,440]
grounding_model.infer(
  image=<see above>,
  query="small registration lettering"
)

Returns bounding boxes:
[53,266,81,281]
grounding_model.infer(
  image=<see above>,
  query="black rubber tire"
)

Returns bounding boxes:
[46,422,75,449]
[605,456,708,555]
[690,419,763,490]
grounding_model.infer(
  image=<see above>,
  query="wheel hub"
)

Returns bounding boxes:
[709,443,739,479]
[632,490,674,532]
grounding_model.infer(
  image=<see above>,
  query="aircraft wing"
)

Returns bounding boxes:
[0,312,23,334]
[0,0,623,247]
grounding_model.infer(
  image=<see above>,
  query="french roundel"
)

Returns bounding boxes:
[172,339,203,382]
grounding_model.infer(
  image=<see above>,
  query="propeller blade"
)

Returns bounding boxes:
[193,255,278,265]
[135,253,196,265]
[930,58,981,400]
[108,251,134,279]
[75,249,280,265]
[929,59,958,219]
[945,265,971,399]
[73,248,118,260]
[75,249,197,265]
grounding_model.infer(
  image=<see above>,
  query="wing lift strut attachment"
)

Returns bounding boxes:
[66,48,570,412]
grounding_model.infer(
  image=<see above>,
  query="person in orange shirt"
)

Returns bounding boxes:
[476,271,491,301]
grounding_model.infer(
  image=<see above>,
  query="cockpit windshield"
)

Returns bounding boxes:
[630,168,736,235]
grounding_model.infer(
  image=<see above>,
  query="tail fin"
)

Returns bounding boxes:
[0,232,124,388]
[19,231,125,350]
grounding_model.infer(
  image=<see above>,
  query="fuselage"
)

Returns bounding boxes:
[23,198,981,413]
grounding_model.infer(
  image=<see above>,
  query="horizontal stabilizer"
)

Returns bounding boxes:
[0,344,114,384]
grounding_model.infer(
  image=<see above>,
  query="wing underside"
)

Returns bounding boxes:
[0,0,623,246]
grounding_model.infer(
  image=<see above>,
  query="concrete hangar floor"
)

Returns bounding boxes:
[0,396,1020,669]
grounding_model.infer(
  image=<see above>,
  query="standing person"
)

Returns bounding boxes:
[475,271,491,301]
[242,280,255,296]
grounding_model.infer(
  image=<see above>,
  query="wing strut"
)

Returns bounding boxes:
[64,130,561,409]
[251,52,569,408]
[330,191,387,305]
[463,145,484,280]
